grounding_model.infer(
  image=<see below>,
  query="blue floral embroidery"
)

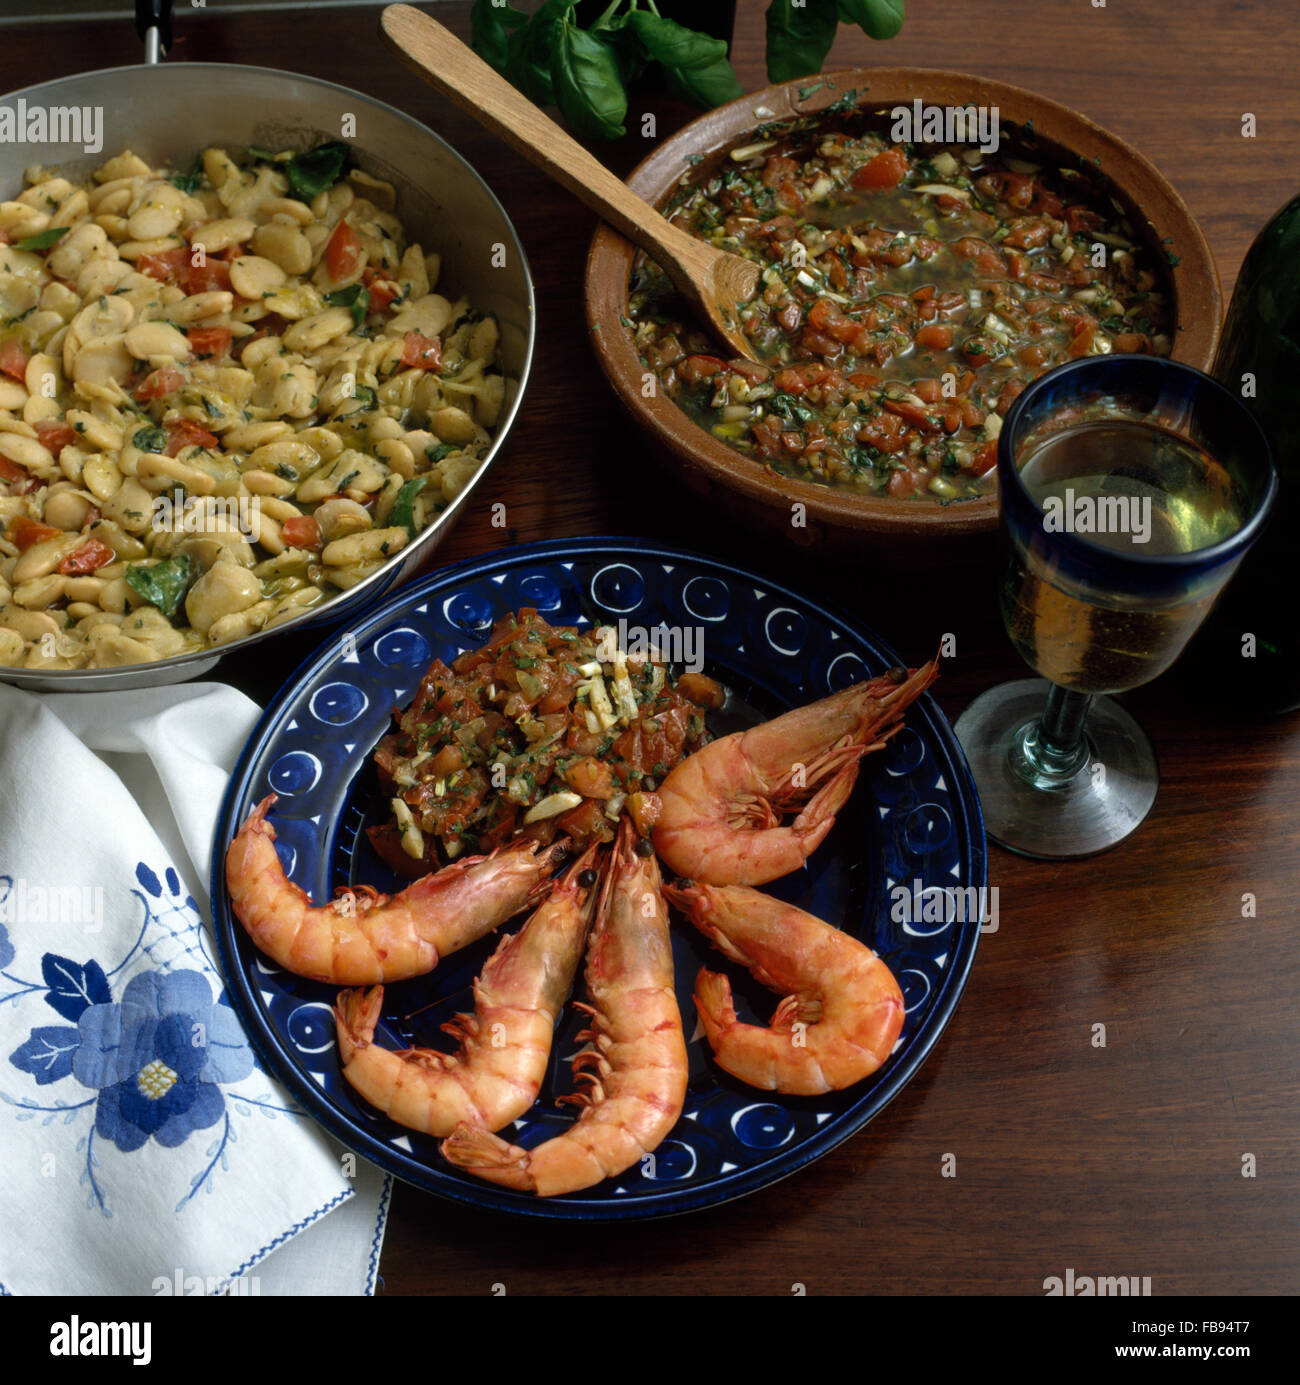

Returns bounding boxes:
[75,971,254,1153]
[2,862,295,1217]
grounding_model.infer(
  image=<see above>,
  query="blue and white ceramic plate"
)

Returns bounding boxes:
[211,538,985,1219]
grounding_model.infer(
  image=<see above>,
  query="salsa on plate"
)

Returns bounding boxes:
[369,608,724,875]
[628,113,1174,501]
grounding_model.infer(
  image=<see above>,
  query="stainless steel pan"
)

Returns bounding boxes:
[0,0,534,691]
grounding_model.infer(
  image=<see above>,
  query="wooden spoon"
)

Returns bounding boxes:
[380,2,761,362]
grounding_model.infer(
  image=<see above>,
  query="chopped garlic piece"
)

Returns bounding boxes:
[523,791,584,824]
[390,798,424,861]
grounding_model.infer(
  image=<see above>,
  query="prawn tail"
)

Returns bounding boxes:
[335,986,384,1064]
[441,1123,534,1191]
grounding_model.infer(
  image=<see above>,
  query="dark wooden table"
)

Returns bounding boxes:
[7,0,1296,1296]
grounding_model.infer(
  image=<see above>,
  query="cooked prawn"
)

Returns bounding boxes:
[441,820,687,1196]
[653,659,938,886]
[334,845,602,1136]
[226,793,566,984]
[662,881,904,1096]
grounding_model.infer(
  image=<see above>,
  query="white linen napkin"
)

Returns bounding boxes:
[0,682,391,1297]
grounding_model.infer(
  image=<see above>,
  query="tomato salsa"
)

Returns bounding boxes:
[627,113,1174,500]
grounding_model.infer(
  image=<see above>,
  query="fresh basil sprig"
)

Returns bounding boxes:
[553,10,629,141]
[470,0,903,137]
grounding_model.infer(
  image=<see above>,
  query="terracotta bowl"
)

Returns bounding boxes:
[584,68,1221,566]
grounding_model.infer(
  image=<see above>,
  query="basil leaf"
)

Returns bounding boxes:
[626,12,729,70]
[628,11,742,109]
[125,553,196,620]
[837,0,905,40]
[325,283,370,329]
[551,15,627,142]
[13,227,68,252]
[131,426,167,454]
[470,0,528,72]
[767,391,816,423]
[663,54,743,109]
[426,442,455,464]
[590,9,648,86]
[390,477,429,538]
[285,141,350,201]
[505,0,578,106]
[765,0,839,83]
[170,159,204,193]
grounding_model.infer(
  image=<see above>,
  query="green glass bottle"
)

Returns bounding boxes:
[1191,196,1300,714]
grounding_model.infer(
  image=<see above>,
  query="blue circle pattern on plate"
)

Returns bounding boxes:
[211,538,986,1221]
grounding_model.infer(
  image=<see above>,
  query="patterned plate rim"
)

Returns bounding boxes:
[210,536,986,1221]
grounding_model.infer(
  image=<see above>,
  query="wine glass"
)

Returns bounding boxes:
[956,356,1277,859]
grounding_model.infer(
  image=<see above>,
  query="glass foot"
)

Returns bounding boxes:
[954,679,1158,859]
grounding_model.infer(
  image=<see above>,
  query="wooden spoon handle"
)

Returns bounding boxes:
[380,4,702,268]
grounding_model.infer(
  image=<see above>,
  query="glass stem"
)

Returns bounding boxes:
[1013,683,1093,787]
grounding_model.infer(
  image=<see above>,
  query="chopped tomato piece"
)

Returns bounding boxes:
[0,338,30,382]
[182,256,231,294]
[915,323,954,351]
[851,148,908,190]
[57,537,116,575]
[888,467,920,498]
[137,247,189,283]
[883,397,941,432]
[164,418,219,456]
[1066,205,1103,236]
[751,414,785,458]
[857,411,907,454]
[952,237,1006,275]
[625,792,662,837]
[677,354,727,385]
[0,455,26,483]
[362,267,399,312]
[802,328,844,358]
[675,672,725,709]
[555,798,613,844]
[280,515,321,549]
[913,378,944,404]
[561,756,620,799]
[34,420,77,455]
[1067,318,1096,357]
[10,516,60,550]
[400,332,442,370]
[186,326,231,359]
[761,155,799,189]
[773,363,834,395]
[324,220,362,283]
[134,365,186,402]
[970,440,999,476]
